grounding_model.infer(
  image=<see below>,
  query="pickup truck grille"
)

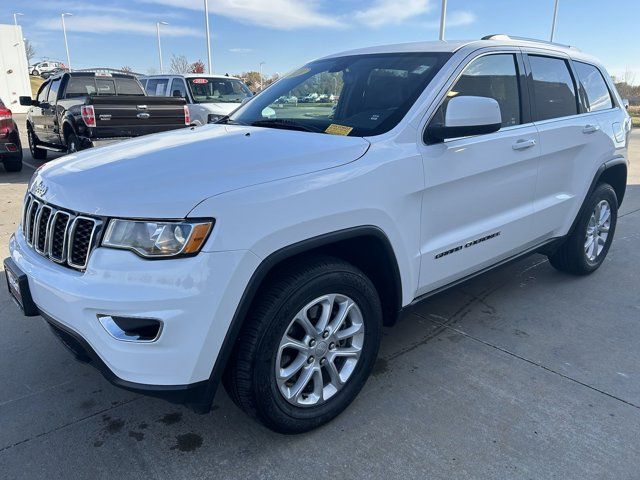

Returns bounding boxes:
[22,194,103,271]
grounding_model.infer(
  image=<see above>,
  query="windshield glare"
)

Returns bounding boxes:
[230,52,451,136]
[187,77,252,103]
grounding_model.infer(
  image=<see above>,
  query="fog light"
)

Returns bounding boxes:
[98,315,163,342]
[5,143,18,152]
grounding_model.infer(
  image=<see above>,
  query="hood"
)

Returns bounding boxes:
[31,125,370,218]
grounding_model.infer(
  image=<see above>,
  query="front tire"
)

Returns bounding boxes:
[224,255,382,434]
[548,183,618,275]
[66,131,81,154]
[28,127,47,161]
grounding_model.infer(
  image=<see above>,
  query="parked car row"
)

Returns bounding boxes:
[29,61,67,79]
[139,74,253,125]
[20,71,189,159]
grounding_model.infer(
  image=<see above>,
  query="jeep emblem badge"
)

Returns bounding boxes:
[32,181,48,198]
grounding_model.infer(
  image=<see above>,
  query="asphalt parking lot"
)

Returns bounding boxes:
[1,123,639,479]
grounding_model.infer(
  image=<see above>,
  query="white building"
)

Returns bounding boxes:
[0,24,31,113]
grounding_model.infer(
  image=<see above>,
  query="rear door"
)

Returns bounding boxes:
[524,52,614,239]
[416,50,541,295]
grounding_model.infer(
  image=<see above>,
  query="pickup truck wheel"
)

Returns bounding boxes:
[66,132,80,154]
[548,183,618,275]
[28,128,47,160]
[224,255,382,434]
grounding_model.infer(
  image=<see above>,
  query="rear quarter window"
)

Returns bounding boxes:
[574,62,614,112]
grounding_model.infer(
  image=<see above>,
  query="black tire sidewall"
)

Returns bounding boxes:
[572,184,618,272]
[253,269,382,432]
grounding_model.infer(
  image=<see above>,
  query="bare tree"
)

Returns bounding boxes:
[170,54,190,74]
[24,39,36,64]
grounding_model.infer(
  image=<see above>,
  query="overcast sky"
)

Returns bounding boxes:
[3,0,639,83]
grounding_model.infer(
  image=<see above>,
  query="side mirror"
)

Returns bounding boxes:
[172,90,183,98]
[20,96,37,107]
[622,98,630,110]
[426,96,502,143]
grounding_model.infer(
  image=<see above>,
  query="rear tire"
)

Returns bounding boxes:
[548,183,618,275]
[223,255,382,434]
[28,127,47,161]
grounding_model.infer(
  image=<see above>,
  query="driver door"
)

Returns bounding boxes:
[416,51,541,296]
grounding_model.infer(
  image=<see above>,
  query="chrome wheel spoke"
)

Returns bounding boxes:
[315,294,336,333]
[325,359,344,387]
[332,346,360,358]
[289,365,315,401]
[335,321,363,341]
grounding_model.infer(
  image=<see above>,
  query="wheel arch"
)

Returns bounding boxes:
[195,226,403,412]
[569,158,627,235]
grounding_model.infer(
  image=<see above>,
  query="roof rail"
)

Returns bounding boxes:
[481,34,579,51]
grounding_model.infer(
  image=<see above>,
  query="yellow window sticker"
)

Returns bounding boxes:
[325,124,353,136]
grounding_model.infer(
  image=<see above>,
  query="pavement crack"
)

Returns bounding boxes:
[416,311,640,411]
[0,397,142,453]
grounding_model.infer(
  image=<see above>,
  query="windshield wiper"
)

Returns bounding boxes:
[250,119,323,133]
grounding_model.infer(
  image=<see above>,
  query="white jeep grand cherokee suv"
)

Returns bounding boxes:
[5,36,631,433]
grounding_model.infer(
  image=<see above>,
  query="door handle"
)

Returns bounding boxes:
[582,124,600,134]
[512,139,536,150]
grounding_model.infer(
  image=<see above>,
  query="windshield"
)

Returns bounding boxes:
[187,77,253,103]
[230,52,451,136]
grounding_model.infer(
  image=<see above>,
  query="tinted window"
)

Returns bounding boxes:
[170,78,188,98]
[115,78,145,96]
[47,78,62,102]
[95,78,116,95]
[529,55,578,121]
[145,79,169,96]
[187,77,252,103]
[65,77,97,98]
[443,54,521,128]
[574,62,613,112]
[37,82,50,102]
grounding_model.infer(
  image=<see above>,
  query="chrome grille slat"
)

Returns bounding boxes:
[21,194,102,271]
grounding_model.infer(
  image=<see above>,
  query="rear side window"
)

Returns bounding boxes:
[528,55,578,121]
[65,77,97,98]
[145,79,169,96]
[170,78,187,98]
[574,62,613,112]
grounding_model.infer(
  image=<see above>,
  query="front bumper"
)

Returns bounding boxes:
[8,228,260,409]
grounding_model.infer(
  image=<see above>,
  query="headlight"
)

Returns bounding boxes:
[102,219,213,258]
[207,114,225,123]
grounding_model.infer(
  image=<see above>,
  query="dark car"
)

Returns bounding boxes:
[20,71,188,159]
[0,99,22,172]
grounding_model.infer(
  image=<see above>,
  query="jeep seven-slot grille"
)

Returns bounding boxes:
[22,194,103,271]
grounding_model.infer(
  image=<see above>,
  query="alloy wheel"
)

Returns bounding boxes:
[275,294,365,407]
[584,199,611,262]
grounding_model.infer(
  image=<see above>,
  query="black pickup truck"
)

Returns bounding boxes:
[20,72,189,159]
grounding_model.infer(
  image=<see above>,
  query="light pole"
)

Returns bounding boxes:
[550,0,560,42]
[204,0,213,74]
[61,13,73,70]
[259,62,265,91]
[12,13,24,43]
[156,21,169,73]
[439,0,447,41]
